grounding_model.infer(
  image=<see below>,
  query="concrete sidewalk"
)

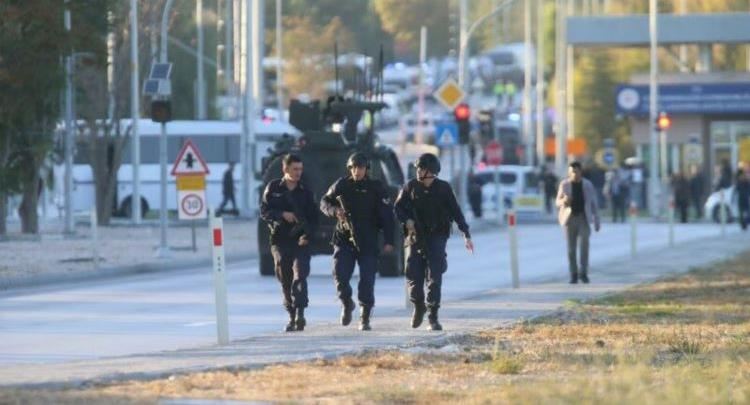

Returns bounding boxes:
[2,230,747,389]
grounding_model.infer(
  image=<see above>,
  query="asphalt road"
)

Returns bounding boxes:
[0,220,736,368]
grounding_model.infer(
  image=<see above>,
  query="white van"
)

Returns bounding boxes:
[472,164,543,217]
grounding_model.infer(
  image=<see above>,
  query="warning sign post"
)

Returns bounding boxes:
[172,139,210,252]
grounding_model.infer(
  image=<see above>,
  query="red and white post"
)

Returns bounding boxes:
[508,210,520,289]
[210,215,229,345]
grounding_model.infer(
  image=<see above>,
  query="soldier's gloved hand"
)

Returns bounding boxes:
[282,211,298,223]
[382,244,394,254]
[406,219,416,233]
[464,237,474,254]
[298,236,309,246]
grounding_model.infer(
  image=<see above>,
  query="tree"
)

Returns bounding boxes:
[373,0,452,59]
[0,1,71,234]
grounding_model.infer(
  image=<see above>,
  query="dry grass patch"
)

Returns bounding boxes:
[5,251,750,404]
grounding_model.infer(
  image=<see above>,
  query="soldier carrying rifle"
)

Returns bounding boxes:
[320,153,395,331]
[394,153,474,331]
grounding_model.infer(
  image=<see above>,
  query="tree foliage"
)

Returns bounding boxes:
[373,0,452,58]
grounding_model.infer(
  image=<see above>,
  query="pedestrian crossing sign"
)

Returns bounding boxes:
[171,139,210,176]
[435,123,458,146]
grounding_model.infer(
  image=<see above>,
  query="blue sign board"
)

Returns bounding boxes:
[434,122,458,146]
[603,150,615,165]
[615,82,750,116]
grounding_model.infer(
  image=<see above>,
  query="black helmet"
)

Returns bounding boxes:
[346,152,369,169]
[415,153,440,175]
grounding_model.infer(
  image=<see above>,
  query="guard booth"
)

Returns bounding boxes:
[616,73,750,189]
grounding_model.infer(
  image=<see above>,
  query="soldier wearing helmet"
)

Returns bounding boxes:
[394,153,474,331]
[320,152,396,331]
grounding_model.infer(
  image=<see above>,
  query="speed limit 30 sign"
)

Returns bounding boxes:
[178,190,207,219]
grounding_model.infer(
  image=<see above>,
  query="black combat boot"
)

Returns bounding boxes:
[569,273,578,284]
[284,308,296,332]
[341,299,355,326]
[411,303,427,328]
[580,272,590,284]
[427,307,442,331]
[295,307,306,331]
[359,306,372,331]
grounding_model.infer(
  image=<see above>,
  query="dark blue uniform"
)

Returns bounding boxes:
[394,178,470,311]
[260,179,318,312]
[320,176,395,309]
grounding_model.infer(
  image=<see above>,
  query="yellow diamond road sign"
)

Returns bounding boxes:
[434,78,466,110]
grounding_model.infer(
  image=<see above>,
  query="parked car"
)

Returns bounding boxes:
[471,165,543,217]
[704,186,737,223]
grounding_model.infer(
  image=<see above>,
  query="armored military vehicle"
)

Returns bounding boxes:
[257,96,405,277]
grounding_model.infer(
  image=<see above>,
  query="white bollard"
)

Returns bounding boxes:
[720,189,727,237]
[508,210,520,289]
[668,198,675,247]
[629,201,637,258]
[91,210,99,270]
[210,215,229,345]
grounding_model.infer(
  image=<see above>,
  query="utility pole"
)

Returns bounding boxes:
[240,0,256,217]
[196,0,207,119]
[252,0,264,112]
[535,0,545,166]
[64,0,75,234]
[648,0,660,217]
[130,0,142,224]
[275,0,283,115]
[157,0,176,258]
[566,0,574,162]
[523,0,533,165]
[554,0,567,176]
[458,0,468,213]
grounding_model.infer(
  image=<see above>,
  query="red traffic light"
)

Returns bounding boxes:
[655,112,671,131]
[454,103,470,121]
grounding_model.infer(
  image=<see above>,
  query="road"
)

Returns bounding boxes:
[0,220,737,369]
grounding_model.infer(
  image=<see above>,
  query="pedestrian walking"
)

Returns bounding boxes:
[217,162,237,215]
[394,153,474,331]
[542,166,558,215]
[260,154,318,332]
[604,169,629,223]
[735,169,750,230]
[320,153,395,331]
[672,172,690,223]
[688,165,704,220]
[556,161,601,284]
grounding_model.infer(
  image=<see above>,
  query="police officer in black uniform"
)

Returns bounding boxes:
[394,153,474,331]
[320,153,395,331]
[260,153,318,332]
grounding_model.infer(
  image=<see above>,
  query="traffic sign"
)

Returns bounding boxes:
[178,190,207,220]
[171,139,210,176]
[595,148,619,169]
[484,140,503,165]
[435,122,458,146]
[433,78,466,111]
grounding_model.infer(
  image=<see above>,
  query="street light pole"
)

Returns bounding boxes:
[241,0,257,217]
[648,0,660,217]
[535,0,545,166]
[275,0,283,116]
[130,0,142,224]
[523,0,533,165]
[157,0,176,258]
[64,0,75,234]
[196,0,207,119]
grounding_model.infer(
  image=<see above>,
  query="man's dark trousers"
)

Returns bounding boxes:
[332,243,378,308]
[271,243,311,311]
[405,235,448,309]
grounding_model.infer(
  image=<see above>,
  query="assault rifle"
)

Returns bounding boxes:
[335,195,360,251]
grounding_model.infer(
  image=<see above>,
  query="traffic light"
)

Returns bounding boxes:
[454,103,471,144]
[655,112,671,132]
[151,100,172,123]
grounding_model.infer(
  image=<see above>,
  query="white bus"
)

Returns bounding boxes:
[57,118,299,218]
